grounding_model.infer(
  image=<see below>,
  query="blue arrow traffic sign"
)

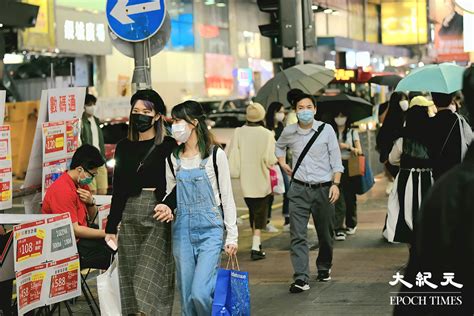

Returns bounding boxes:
[106,0,166,42]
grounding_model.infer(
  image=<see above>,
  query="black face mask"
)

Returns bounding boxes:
[131,114,155,133]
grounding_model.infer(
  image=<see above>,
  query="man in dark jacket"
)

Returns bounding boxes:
[428,92,462,180]
[394,66,474,316]
[81,94,108,194]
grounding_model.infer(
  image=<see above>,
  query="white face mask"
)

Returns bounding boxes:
[85,105,96,115]
[399,100,409,112]
[275,112,285,122]
[172,122,192,143]
[334,116,347,126]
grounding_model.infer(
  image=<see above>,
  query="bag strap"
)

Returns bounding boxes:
[439,117,459,156]
[136,144,156,173]
[292,123,325,180]
[167,154,175,178]
[212,146,221,199]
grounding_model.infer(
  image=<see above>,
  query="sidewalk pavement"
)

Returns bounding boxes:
[61,174,409,315]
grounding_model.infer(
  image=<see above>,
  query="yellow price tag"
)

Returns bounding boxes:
[32,271,46,281]
[68,261,79,272]
[36,229,45,239]
[55,136,64,148]
[1,190,11,201]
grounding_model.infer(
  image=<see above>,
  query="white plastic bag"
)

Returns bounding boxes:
[270,166,285,195]
[97,258,121,316]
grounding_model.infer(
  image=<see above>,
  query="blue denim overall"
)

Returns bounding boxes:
[173,155,224,316]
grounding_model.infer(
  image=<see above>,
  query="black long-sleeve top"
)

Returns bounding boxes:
[105,136,177,234]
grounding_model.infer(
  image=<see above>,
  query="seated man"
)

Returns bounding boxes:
[42,144,111,270]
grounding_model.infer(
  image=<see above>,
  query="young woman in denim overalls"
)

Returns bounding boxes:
[155,101,239,316]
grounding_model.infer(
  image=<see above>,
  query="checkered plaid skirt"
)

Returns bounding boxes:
[118,190,175,315]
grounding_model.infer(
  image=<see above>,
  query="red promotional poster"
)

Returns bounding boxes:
[14,220,46,264]
[98,204,111,231]
[15,262,47,314]
[42,121,67,163]
[65,119,80,156]
[49,255,80,299]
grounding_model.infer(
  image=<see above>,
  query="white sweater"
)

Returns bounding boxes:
[164,148,238,246]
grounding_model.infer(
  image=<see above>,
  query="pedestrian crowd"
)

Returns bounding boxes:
[31,66,474,315]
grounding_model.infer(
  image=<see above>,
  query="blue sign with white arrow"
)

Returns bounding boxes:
[106,0,166,42]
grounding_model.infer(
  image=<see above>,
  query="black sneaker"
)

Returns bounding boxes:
[289,279,310,293]
[251,250,266,260]
[317,270,331,282]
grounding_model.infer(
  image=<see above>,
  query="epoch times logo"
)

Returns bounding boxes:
[389,272,463,306]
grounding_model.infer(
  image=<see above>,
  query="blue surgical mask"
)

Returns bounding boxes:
[297,110,315,124]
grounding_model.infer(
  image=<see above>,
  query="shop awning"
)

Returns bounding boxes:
[318,36,411,57]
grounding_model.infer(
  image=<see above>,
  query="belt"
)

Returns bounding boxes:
[292,179,332,189]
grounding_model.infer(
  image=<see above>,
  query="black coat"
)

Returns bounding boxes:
[394,145,474,315]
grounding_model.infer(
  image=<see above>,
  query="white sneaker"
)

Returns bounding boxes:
[283,223,290,232]
[265,223,279,233]
[346,227,357,235]
[335,231,346,241]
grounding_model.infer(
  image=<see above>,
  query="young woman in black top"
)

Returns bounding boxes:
[105,89,177,315]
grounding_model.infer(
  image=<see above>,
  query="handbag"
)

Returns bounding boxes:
[97,257,121,316]
[348,155,366,177]
[353,157,375,195]
[212,255,250,316]
[270,166,285,195]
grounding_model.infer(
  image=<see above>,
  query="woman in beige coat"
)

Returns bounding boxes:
[228,103,277,260]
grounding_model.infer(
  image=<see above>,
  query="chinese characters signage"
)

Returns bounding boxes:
[55,6,112,56]
[47,88,84,122]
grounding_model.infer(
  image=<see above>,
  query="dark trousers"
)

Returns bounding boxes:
[77,238,112,270]
[245,195,272,230]
[287,182,335,282]
[0,279,13,315]
[335,160,358,231]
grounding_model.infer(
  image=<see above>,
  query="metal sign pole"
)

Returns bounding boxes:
[132,41,152,92]
[295,0,304,65]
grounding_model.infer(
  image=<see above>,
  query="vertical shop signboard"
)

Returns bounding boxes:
[13,213,81,315]
[97,204,111,230]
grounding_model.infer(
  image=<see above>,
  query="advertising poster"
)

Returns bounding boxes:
[97,204,111,230]
[0,167,13,210]
[42,121,66,163]
[41,159,67,200]
[0,125,12,161]
[430,0,469,61]
[13,214,80,315]
[65,119,80,157]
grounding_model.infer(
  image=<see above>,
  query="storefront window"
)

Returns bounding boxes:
[168,0,195,51]
[200,0,230,55]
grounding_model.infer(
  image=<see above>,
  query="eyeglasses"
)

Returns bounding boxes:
[83,167,98,178]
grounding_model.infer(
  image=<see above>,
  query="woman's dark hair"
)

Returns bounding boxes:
[331,111,352,142]
[287,89,316,109]
[70,144,105,170]
[171,100,215,159]
[402,105,431,145]
[376,92,407,161]
[128,89,166,145]
[265,102,284,131]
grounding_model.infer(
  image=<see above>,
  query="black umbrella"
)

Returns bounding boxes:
[368,75,402,87]
[316,93,373,123]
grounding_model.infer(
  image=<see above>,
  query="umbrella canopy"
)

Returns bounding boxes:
[368,75,402,87]
[395,63,464,94]
[315,93,373,123]
[255,64,334,108]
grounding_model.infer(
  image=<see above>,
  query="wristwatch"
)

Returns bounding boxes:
[86,197,96,207]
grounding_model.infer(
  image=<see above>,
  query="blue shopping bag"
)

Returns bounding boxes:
[212,256,250,316]
[354,157,375,195]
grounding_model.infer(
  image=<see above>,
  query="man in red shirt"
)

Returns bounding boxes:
[42,144,111,269]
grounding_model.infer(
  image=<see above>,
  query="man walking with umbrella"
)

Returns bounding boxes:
[276,90,343,293]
